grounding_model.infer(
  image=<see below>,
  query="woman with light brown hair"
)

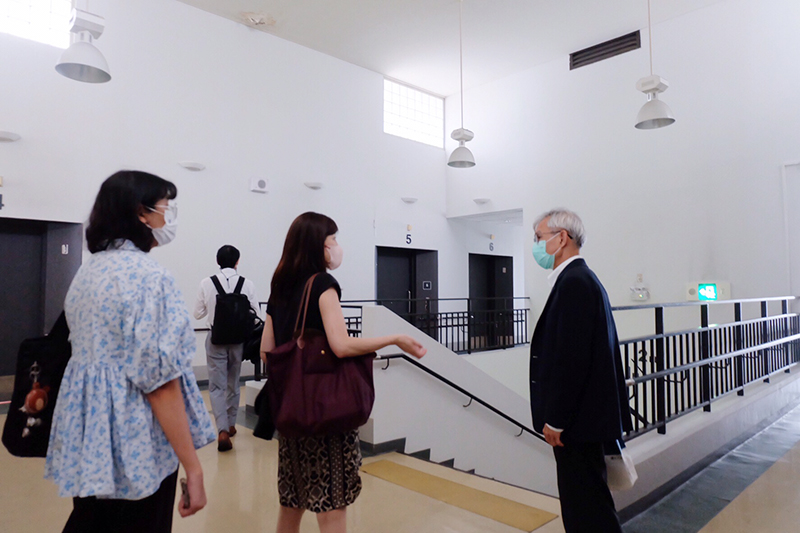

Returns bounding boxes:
[261,211,426,533]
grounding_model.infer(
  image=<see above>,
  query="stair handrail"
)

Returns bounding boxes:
[619,312,797,345]
[612,295,796,311]
[376,352,546,442]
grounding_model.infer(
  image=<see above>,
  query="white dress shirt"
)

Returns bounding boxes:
[547,254,583,289]
[193,267,258,328]
[544,254,583,434]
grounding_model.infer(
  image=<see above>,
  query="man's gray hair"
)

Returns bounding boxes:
[533,208,586,248]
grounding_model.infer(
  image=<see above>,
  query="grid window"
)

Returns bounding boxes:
[0,0,72,49]
[384,79,444,149]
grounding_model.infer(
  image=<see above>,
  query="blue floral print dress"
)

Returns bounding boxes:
[45,240,215,499]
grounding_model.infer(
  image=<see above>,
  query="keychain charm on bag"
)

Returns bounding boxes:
[2,312,72,458]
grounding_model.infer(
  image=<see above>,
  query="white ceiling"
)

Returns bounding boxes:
[177,0,724,97]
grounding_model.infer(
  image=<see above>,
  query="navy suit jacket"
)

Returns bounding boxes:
[529,258,633,443]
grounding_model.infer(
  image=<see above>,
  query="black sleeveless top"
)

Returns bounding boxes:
[267,273,341,345]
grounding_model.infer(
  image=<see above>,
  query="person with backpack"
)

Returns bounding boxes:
[193,245,258,452]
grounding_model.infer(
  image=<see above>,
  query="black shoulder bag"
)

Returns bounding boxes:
[2,312,72,458]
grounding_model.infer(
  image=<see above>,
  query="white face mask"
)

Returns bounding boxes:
[146,200,178,246]
[150,221,177,246]
[326,242,344,270]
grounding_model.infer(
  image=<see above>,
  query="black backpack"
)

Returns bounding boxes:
[210,276,252,345]
[242,315,265,365]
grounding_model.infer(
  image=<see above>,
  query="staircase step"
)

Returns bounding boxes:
[360,438,406,458]
[382,442,475,476]
[408,448,431,461]
[360,460,558,531]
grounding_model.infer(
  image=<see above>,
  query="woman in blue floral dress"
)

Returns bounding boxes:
[45,170,216,532]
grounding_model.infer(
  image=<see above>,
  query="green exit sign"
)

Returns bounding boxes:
[698,283,718,301]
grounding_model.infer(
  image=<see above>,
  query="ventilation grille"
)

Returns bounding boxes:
[570,31,640,70]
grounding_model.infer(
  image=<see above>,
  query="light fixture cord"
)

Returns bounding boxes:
[647,0,653,75]
[459,0,464,129]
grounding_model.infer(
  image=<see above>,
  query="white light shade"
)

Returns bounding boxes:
[635,95,675,130]
[55,38,111,83]
[448,143,475,168]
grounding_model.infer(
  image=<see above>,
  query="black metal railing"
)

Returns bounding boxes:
[341,297,530,354]
[259,302,362,337]
[613,297,800,440]
[372,297,800,445]
[342,305,363,337]
[377,353,545,441]
[212,296,800,445]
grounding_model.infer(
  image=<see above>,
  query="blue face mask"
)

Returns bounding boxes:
[532,233,560,270]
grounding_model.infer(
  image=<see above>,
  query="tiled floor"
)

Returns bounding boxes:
[623,402,800,533]
[3,387,800,533]
[0,389,564,533]
[700,440,800,532]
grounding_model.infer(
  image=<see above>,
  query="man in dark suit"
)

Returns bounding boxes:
[529,208,632,533]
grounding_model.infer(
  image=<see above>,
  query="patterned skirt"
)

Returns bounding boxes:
[277,430,362,512]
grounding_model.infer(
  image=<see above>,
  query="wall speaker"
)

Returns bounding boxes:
[250,178,268,193]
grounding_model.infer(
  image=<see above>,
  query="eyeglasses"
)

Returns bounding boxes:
[533,228,573,243]
[147,200,178,225]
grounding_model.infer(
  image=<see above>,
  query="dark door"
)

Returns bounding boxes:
[469,254,513,350]
[376,246,439,338]
[376,247,413,319]
[469,254,491,349]
[0,221,45,376]
[413,250,438,338]
[0,219,83,382]
[493,256,514,346]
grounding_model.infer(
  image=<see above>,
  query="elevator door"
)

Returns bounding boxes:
[376,247,438,337]
[0,219,83,381]
[0,224,45,376]
[376,247,413,318]
[469,254,514,350]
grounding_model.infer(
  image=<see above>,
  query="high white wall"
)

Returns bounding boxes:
[6,0,790,340]
[444,0,800,334]
[464,345,530,399]
[0,0,501,330]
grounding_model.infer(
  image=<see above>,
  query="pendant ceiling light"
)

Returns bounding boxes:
[448,0,475,168]
[634,0,674,130]
[55,8,111,84]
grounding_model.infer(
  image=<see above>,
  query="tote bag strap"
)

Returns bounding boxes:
[293,273,320,338]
